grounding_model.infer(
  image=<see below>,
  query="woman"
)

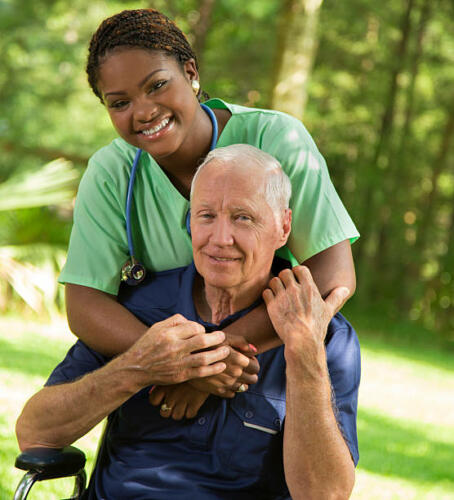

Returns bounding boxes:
[60,9,359,416]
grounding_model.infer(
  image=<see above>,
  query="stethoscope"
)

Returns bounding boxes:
[121,103,219,285]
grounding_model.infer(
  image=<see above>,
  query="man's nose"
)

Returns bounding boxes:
[211,218,234,246]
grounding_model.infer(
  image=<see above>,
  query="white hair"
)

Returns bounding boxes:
[190,144,292,216]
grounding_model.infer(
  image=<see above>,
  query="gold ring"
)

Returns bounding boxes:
[236,384,247,393]
[160,403,172,412]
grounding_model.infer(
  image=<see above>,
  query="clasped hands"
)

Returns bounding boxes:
[148,333,259,420]
[144,266,349,420]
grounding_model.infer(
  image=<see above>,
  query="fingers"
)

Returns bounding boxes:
[170,320,206,340]
[148,386,165,406]
[227,334,258,355]
[161,313,191,327]
[325,286,350,317]
[185,331,226,353]
[244,356,260,375]
[189,361,227,379]
[238,372,258,385]
[189,345,230,367]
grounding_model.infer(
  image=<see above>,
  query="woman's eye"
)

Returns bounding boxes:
[236,215,251,222]
[109,100,128,109]
[149,80,167,93]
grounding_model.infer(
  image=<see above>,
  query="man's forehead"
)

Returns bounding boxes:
[195,160,266,192]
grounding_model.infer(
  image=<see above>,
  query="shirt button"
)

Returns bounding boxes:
[274,418,281,427]
[245,411,254,419]
[197,417,206,425]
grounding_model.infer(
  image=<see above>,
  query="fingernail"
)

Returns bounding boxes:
[248,343,257,352]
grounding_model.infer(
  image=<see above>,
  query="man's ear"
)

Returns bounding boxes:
[277,209,292,248]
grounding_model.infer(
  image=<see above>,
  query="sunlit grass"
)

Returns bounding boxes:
[0,313,453,499]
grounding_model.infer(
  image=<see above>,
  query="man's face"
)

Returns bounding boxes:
[191,160,290,293]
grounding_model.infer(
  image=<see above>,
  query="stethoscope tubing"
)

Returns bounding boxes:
[125,103,218,266]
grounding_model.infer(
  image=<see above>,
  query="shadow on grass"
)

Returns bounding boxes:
[0,336,68,379]
[358,408,454,486]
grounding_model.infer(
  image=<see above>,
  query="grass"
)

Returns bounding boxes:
[1,311,453,499]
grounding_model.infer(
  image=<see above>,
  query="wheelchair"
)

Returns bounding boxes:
[14,446,87,500]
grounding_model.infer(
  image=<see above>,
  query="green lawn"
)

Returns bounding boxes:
[1,313,453,499]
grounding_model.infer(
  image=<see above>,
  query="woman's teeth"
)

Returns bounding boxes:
[142,117,170,135]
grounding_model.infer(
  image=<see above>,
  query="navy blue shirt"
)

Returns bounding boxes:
[47,263,360,499]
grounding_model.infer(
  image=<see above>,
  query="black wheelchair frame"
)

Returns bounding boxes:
[14,446,87,500]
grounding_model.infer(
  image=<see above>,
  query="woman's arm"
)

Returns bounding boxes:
[66,283,148,356]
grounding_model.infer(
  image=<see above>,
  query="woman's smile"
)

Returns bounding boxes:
[97,48,204,163]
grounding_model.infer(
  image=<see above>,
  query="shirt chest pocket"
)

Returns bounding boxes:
[218,392,286,475]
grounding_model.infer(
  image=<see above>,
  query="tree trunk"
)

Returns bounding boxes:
[191,0,216,70]
[270,0,323,120]
[356,0,415,294]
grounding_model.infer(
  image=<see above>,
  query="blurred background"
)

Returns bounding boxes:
[1,0,453,498]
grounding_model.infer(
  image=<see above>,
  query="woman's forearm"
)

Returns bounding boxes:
[66,283,148,356]
[303,239,356,301]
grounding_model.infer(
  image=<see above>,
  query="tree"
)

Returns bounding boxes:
[270,0,324,120]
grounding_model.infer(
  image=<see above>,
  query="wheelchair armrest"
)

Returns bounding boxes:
[15,446,86,480]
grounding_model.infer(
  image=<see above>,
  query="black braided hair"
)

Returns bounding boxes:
[87,9,205,103]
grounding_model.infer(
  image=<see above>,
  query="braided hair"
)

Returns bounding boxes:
[87,9,202,103]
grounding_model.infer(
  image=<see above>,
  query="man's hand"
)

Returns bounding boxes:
[262,266,349,353]
[124,314,230,388]
[188,335,260,397]
[148,383,210,419]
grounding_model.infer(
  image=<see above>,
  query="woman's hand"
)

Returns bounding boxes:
[188,335,259,397]
[148,383,210,419]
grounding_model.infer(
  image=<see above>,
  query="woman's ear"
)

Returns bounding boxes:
[183,58,199,84]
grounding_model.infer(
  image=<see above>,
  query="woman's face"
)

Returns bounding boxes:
[97,48,200,161]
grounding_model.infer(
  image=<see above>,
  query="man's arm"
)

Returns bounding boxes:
[263,266,355,499]
[16,315,229,451]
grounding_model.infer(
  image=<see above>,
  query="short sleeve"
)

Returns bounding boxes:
[45,341,108,386]
[260,113,359,262]
[58,147,131,295]
[326,313,361,465]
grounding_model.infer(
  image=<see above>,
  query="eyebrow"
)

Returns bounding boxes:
[103,69,166,97]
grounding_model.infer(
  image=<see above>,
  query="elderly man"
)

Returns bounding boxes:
[16,145,360,499]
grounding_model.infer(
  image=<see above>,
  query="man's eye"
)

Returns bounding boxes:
[236,215,251,222]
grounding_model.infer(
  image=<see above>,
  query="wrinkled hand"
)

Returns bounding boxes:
[125,314,229,387]
[149,383,209,420]
[262,266,350,351]
[188,334,260,398]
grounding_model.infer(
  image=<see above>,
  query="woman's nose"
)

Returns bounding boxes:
[134,97,158,123]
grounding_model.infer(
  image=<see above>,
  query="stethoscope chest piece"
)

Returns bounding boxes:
[121,257,146,286]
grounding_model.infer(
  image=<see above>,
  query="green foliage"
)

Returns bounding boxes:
[1,0,454,338]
